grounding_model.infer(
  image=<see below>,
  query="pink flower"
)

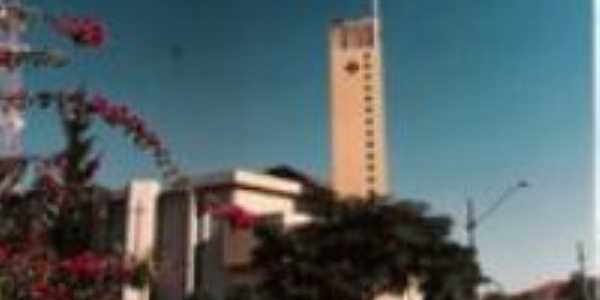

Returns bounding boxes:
[59,251,109,281]
[30,281,51,299]
[89,94,110,113]
[0,50,16,69]
[52,16,107,47]
[0,243,11,263]
[30,281,73,300]
[211,204,257,229]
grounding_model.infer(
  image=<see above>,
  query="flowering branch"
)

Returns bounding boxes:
[0,48,69,71]
[0,89,180,184]
[50,15,106,48]
[198,203,258,230]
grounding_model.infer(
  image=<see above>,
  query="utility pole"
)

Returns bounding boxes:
[465,180,529,252]
[577,241,591,300]
[466,198,476,250]
[463,181,529,300]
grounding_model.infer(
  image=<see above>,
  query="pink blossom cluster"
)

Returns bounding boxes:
[17,90,178,182]
[0,242,10,263]
[0,49,19,69]
[0,244,136,300]
[0,49,68,70]
[52,16,106,47]
[89,94,161,149]
[198,203,258,229]
[58,251,130,282]
[88,94,177,179]
[30,281,72,300]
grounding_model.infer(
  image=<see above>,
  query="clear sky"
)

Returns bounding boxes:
[20,0,593,293]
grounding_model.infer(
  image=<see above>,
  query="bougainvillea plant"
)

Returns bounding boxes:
[0,3,169,300]
[0,91,161,300]
[198,202,258,230]
[50,15,106,47]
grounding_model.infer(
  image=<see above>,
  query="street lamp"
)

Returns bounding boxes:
[464,181,529,300]
[465,180,530,251]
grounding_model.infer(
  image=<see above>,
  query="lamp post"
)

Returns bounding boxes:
[464,181,529,300]
[466,180,530,252]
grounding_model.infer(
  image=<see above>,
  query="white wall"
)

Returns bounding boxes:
[123,179,160,300]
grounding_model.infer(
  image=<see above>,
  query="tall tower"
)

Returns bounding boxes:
[329,0,388,200]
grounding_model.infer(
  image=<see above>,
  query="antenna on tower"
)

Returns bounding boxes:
[371,0,380,20]
[370,0,381,48]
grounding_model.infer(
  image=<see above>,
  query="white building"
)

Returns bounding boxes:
[110,169,422,300]
[107,170,312,300]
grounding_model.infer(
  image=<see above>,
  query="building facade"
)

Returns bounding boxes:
[120,170,313,300]
[116,170,421,300]
[329,6,389,199]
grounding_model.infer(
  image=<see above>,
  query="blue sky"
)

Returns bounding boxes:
[20,0,593,292]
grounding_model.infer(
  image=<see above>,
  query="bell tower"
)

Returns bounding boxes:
[329,0,388,200]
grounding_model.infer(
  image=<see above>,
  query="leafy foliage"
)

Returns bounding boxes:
[252,194,482,300]
[0,106,139,300]
[0,3,172,299]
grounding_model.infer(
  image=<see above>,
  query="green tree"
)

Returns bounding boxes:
[252,193,482,300]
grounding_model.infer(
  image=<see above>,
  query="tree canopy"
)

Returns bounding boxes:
[251,194,482,300]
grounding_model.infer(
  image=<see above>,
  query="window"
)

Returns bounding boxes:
[364,85,372,92]
[364,73,372,80]
[365,118,373,125]
[366,141,375,148]
[365,96,373,102]
[367,164,375,172]
[345,60,360,75]
[363,52,371,60]
[365,106,373,114]
[366,152,375,160]
[367,176,376,184]
[365,129,374,137]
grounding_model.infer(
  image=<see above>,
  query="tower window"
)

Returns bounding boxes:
[365,118,373,125]
[366,152,375,160]
[363,52,371,60]
[366,141,375,148]
[365,96,373,102]
[364,73,372,80]
[365,129,374,137]
[367,164,375,172]
[364,85,372,92]
[345,60,360,75]
[367,176,376,184]
[365,107,373,114]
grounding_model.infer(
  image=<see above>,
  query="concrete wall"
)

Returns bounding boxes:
[193,170,310,300]
[122,179,161,300]
[154,189,198,300]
